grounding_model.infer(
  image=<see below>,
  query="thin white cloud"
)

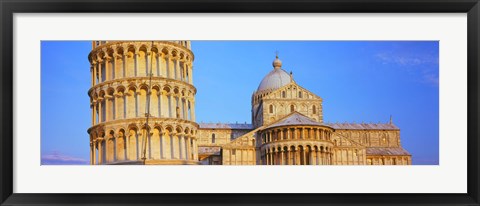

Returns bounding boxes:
[41,151,89,165]
[375,52,438,66]
[421,71,439,86]
[375,52,439,87]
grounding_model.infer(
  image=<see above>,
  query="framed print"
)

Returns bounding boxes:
[1,0,479,205]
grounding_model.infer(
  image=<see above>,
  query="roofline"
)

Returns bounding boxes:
[262,111,334,130]
[198,127,254,130]
[256,81,323,101]
[332,128,400,131]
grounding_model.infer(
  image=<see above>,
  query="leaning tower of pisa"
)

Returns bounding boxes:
[87,41,199,165]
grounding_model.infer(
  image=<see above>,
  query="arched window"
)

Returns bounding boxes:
[179,61,185,81]
[187,102,191,120]
[298,91,302,98]
[95,105,99,124]
[173,59,178,79]
[212,133,216,143]
[290,105,295,112]
[282,91,286,98]
[312,105,316,114]
[269,105,274,113]
[101,139,106,163]
[101,62,106,82]
[156,53,160,77]
[186,65,189,82]
[165,57,170,77]
[111,96,116,120]
[101,101,106,122]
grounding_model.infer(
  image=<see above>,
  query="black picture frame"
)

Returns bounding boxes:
[1,0,479,205]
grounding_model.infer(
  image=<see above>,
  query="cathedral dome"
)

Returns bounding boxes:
[257,56,291,93]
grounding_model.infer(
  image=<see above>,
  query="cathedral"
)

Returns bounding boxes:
[87,41,412,165]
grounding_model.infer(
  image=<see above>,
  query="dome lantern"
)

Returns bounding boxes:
[272,55,282,69]
[256,55,290,93]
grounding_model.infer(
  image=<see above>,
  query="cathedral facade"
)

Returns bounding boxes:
[87,41,412,165]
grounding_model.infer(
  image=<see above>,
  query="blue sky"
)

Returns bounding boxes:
[41,41,439,165]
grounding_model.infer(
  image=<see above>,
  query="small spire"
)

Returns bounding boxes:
[390,115,393,124]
